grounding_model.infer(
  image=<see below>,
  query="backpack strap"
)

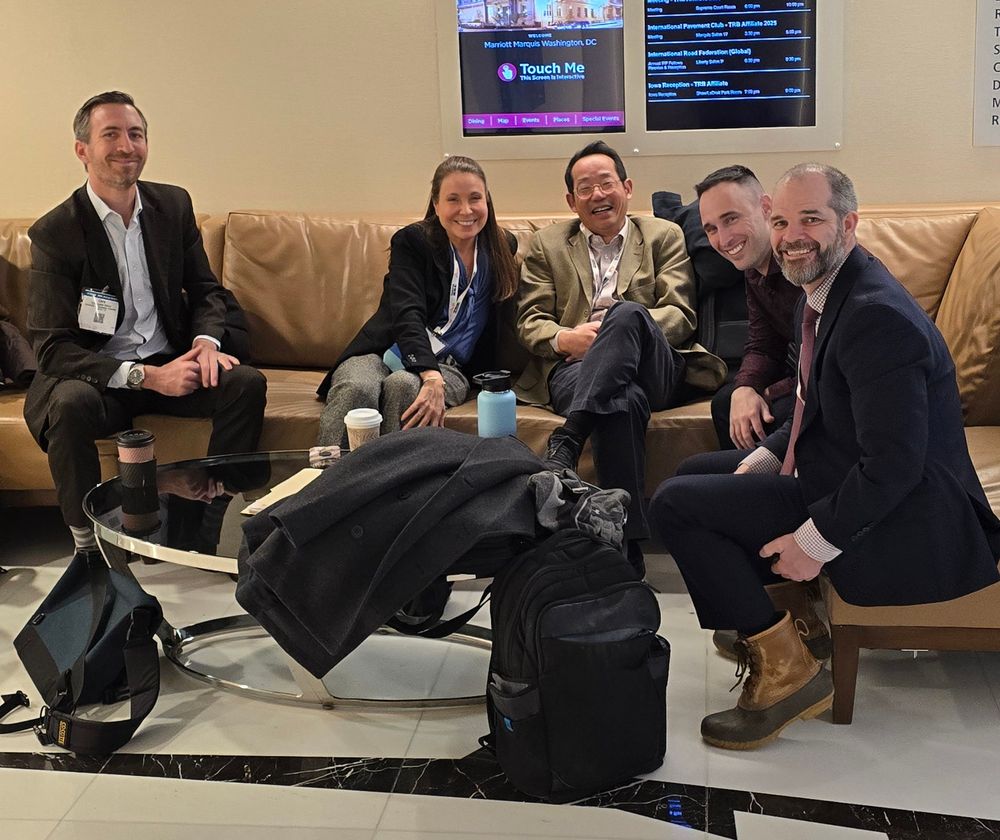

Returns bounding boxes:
[388,530,594,639]
[385,585,492,638]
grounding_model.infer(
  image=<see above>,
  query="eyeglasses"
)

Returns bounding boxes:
[573,179,620,199]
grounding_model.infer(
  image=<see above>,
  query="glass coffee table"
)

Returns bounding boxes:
[84,450,491,709]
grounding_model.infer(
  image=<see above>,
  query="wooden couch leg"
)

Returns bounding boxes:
[830,624,860,724]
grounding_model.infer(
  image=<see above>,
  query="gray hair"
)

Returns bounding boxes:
[777,163,858,219]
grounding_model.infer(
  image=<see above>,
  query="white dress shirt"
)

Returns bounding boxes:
[552,219,630,354]
[86,183,218,388]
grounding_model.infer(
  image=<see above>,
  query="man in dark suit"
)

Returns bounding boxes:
[24,91,266,556]
[650,164,1000,750]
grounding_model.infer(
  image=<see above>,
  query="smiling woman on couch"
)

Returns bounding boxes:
[315,156,519,447]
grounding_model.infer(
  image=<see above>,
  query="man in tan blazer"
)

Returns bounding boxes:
[515,141,726,573]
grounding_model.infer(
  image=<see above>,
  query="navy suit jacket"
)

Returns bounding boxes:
[762,245,1000,605]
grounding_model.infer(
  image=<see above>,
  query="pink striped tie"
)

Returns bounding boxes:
[780,303,819,476]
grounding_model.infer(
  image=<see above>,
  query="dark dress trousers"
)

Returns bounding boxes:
[652,245,1000,630]
[24,181,266,527]
[547,300,686,542]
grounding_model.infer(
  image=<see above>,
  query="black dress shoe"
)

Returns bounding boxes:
[544,427,584,472]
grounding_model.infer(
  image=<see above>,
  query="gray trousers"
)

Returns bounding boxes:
[318,353,469,447]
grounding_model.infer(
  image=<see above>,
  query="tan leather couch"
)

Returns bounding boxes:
[1,206,999,523]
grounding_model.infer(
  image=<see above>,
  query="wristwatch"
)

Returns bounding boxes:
[126,363,146,390]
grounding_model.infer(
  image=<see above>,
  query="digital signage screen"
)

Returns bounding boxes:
[457,1,626,136]
[645,1,818,131]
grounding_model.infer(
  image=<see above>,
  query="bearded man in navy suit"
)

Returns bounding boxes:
[651,163,1000,750]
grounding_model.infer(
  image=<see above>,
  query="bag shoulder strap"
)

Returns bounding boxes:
[0,692,33,734]
[385,585,491,639]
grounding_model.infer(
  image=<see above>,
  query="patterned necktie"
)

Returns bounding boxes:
[780,303,819,476]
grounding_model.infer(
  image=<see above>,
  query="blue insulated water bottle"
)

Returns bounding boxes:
[473,370,517,438]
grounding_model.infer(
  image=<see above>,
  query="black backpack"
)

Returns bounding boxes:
[481,529,669,801]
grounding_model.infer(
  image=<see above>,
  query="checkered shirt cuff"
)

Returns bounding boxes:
[793,519,841,563]
[739,447,782,475]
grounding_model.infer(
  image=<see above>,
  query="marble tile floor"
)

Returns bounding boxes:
[2,506,1000,839]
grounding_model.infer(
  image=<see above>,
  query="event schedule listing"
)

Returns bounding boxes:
[645,1,817,131]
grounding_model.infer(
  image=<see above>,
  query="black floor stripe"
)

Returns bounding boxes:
[1,750,998,838]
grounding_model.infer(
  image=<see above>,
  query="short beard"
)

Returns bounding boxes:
[103,174,139,190]
[777,228,848,287]
[100,157,143,191]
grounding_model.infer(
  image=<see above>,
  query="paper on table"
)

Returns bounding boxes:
[240,467,323,516]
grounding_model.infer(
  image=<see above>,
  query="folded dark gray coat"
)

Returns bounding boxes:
[0,319,36,387]
[236,427,542,677]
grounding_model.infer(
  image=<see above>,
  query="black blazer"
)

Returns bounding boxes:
[317,221,517,399]
[762,245,1000,605]
[23,181,233,448]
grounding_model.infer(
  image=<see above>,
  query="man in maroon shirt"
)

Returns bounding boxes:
[691,165,827,665]
[697,166,802,450]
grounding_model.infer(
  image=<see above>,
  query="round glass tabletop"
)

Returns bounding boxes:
[83,450,312,574]
[83,449,490,709]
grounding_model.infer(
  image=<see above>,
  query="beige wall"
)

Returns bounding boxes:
[1,0,996,219]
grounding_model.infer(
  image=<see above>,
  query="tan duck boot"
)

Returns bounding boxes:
[712,580,832,661]
[701,611,833,750]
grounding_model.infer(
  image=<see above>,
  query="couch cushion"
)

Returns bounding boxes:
[935,208,1000,425]
[219,212,579,374]
[822,571,1000,629]
[255,367,326,451]
[967,426,1000,516]
[200,214,228,283]
[222,212,409,369]
[0,389,52,490]
[855,213,976,320]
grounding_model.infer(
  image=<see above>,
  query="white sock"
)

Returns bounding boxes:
[70,525,98,552]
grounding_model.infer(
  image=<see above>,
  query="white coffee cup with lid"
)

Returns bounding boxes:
[344,408,383,450]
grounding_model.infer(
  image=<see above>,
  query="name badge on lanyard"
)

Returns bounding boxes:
[435,240,478,339]
[78,288,119,335]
